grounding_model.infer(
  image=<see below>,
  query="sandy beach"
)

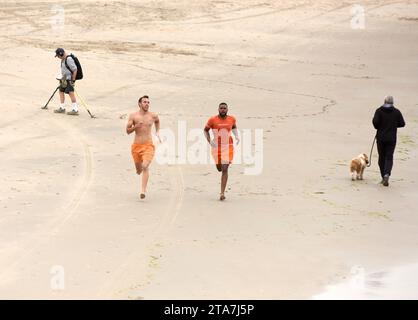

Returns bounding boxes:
[0,0,418,299]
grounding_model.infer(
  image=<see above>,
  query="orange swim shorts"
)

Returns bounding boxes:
[131,142,155,163]
[212,144,234,164]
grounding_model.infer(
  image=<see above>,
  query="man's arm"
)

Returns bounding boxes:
[398,110,406,128]
[204,126,211,144]
[204,118,216,147]
[126,114,135,135]
[232,124,240,145]
[154,114,161,142]
[372,110,380,129]
[67,57,78,82]
[72,70,77,82]
[204,127,217,148]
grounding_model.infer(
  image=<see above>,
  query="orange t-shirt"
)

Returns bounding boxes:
[205,115,236,145]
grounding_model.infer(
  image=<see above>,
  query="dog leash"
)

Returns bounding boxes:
[367,135,376,167]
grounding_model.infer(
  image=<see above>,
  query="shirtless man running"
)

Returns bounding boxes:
[126,95,161,199]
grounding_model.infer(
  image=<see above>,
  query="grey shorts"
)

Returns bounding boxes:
[59,80,74,94]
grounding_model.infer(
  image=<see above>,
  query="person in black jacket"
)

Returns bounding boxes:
[372,96,405,186]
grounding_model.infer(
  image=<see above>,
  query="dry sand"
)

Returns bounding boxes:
[0,0,418,299]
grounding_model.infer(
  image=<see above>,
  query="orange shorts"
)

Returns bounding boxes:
[131,142,155,163]
[212,144,234,164]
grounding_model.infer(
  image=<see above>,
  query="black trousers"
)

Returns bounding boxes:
[376,140,396,178]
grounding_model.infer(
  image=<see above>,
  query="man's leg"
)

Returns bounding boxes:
[140,160,151,198]
[384,142,396,176]
[132,145,145,197]
[220,164,229,201]
[376,140,385,180]
[135,161,147,199]
[68,91,76,102]
[67,88,79,115]
[135,162,143,175]
[59,91,65,104]
[54,90,66,113]
[383,142,396,184]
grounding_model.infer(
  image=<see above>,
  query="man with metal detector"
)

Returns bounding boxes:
[53,48,81,116]
[372,95,405,187]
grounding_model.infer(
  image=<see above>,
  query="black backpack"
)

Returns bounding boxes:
[65,54,83,80]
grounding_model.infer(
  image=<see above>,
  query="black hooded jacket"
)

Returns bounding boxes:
[372,105,405,142]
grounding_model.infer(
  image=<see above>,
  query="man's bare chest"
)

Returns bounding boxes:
[134,115,153,128]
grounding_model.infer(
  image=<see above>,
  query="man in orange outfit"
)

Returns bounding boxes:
[126,95,161,199]
[204,102,240,201]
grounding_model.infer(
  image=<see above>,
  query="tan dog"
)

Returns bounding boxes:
[350,153,369,181]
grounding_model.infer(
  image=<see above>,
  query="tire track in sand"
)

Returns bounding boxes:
[122,60,337,118]
[0,115,94,284]
[96,164,185,298]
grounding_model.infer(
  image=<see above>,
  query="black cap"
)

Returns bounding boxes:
[55,48,65,57]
